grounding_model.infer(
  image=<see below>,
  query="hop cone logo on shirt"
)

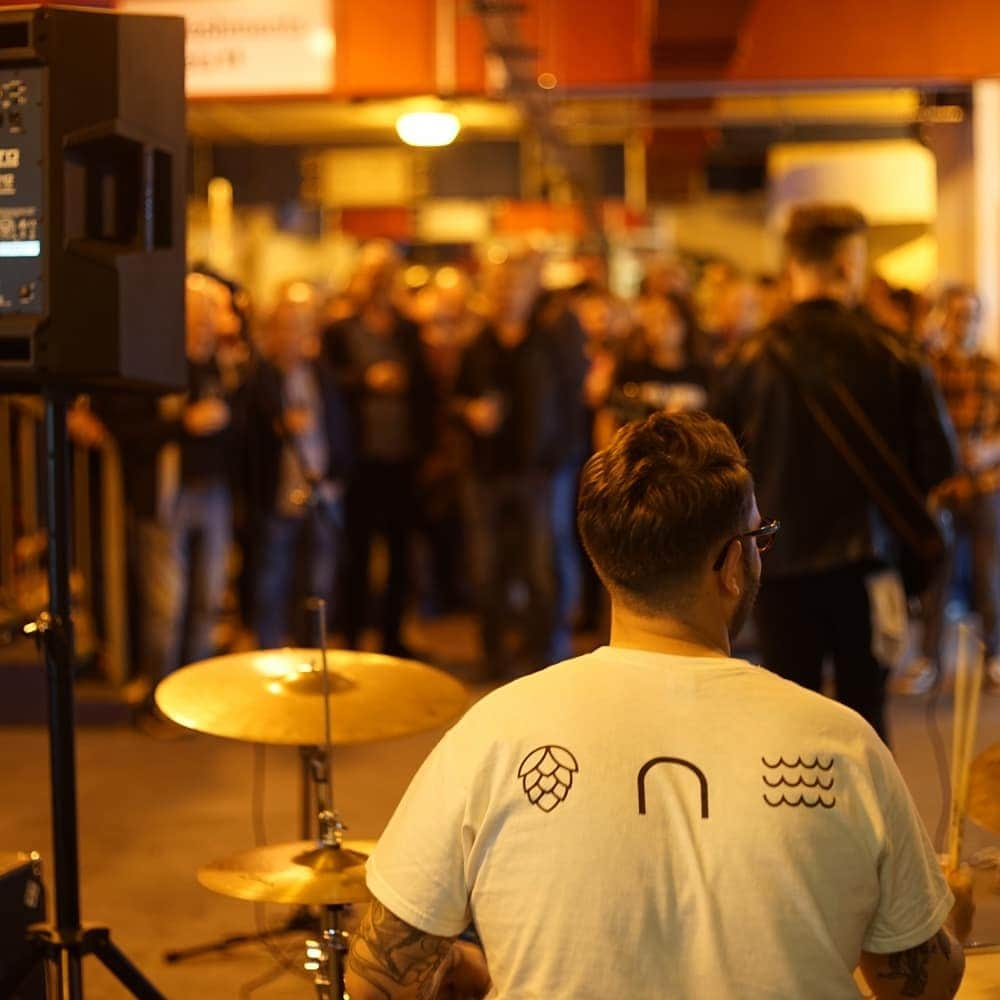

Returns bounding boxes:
[517,745,579,813]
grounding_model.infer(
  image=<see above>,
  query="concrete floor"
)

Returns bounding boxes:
[1,615,999,999]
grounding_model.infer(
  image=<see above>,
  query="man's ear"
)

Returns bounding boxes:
[831,243,853,285]
[720,538,744,598]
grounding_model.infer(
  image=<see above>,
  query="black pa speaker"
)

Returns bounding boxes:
[0,5,186,391]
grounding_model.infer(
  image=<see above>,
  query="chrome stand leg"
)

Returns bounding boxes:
[306,905,349,1000]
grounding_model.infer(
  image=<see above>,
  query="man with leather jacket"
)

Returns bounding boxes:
[712,204,956,742]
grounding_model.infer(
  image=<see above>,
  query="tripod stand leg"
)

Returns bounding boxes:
[91,932,165,1000]
[163,920,309,964]
[59,948,83,1000]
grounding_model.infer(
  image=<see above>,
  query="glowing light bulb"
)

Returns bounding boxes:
[395,111,461,147]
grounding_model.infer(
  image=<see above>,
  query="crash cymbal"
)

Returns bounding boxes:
[967,743,1000,836]
[197,839,375,905]
[155,648,469,745]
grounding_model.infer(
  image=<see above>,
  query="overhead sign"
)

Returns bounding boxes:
[118,0,334,98]
[768,139,937,228]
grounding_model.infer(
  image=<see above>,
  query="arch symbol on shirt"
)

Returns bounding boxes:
[636,757,710,818]
[517,745,579,813]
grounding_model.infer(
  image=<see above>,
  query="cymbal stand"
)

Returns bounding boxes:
[163,747,323,963]
[163,479,346,969]
[306,904,350,1000]
[302,597,351,1000]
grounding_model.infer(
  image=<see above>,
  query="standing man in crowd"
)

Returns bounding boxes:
[248,296,353,648]
[413,269,480,618]
[345,412,964,1000]
[712,204,956,741]
[927,285,1000,694]
[95,274,237,714]
[453,254,559,678]
[324,241,434,657]
[534,278,591,663]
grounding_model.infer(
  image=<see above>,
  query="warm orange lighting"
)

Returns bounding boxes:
[435,266,460,289]
[404,264,431,288]
[537,72,557,90]
[395,111,461,147]
[286,282,315,305]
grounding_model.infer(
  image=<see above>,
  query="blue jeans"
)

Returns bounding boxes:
[255,501,342,649]
[136,482,232,681]
[549,461,583,662]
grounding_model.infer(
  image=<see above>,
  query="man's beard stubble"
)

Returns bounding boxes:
[728,547,761,644]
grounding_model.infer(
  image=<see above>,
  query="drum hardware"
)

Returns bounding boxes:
[160,746,352,966]
[154,646,469,746]
[193,738,369,999]
[157,614,469,969]
[305,905,352,1000]
[295,599,350,1000]
[162,600,472,996]
[196,837,374,906]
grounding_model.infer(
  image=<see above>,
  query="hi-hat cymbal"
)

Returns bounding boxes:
[155,648,469,745]
[967,743,1000,836]
[198,839,376,905]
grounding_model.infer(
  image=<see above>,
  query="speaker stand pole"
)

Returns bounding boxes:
[0,388,165,1000]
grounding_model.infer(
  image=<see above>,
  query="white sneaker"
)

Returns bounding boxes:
[894,657,940,696]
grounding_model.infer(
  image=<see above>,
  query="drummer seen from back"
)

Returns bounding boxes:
[345,412,965,1000]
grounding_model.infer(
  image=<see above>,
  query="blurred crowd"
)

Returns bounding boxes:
[64,231,1000,707]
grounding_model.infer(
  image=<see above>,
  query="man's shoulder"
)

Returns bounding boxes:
[723,328,773,368]
[726,302,856,363]
[452,655,603,728]
[779,300,887,348]
[755,664,881,732]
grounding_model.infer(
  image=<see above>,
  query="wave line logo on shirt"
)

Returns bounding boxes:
[761,755,836,809]
[517,745,579,812]
[761,755,834,770]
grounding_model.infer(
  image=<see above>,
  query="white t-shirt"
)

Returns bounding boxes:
[367,646,952,999]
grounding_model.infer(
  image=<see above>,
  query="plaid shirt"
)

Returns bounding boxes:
[931,347,1000,487]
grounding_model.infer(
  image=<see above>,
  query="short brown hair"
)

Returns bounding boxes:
[784,203,867,266]
[938,283,981,313]
[577,411,753,611]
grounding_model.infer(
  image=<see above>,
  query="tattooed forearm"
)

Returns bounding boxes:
[346,900,454,1000]
[876,930,952,997]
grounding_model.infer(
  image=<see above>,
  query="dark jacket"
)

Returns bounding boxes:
[711,298,957,578]
[454,323,560,478]
[93,360,238,521]
[541,301,591,467]
[322,311,435,465]
[244,359,354,518]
